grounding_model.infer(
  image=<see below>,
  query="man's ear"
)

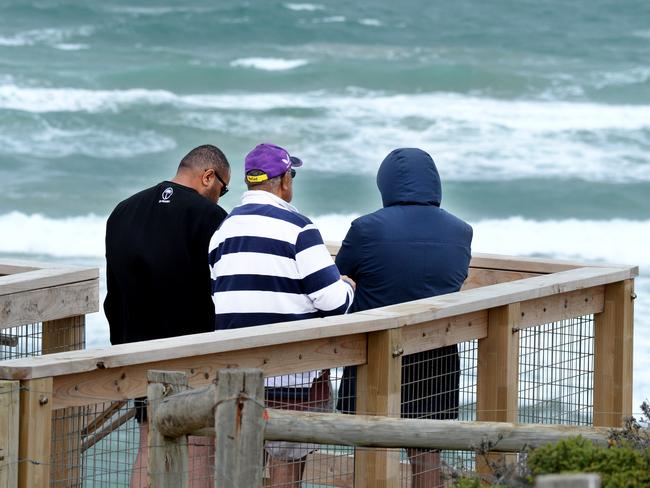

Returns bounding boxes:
[201,168,213,187]
[280,171,291,190]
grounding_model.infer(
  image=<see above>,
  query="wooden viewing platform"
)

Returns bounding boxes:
[0,245,638,487]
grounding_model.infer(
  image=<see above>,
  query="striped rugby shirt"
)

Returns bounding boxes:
[209,189,354,330]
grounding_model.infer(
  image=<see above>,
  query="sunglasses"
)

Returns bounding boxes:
[290,168,296,179]
[206,169,229,197]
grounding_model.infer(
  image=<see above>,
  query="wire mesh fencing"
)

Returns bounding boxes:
[1,323,43,360]
[29,316,599,487]
[0,317,85,361]
[50,398,216,488]
[518,315,594,425]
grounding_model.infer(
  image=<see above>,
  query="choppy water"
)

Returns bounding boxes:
[0,0,648,410]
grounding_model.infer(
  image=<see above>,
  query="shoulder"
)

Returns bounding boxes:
[230,203,313,229]
[346,209,385,237]
[107,184,159,222]
[439,209,473,239]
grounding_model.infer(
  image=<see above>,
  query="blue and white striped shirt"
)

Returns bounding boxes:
[208,190,354,331]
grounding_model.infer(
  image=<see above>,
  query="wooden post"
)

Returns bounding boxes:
[147,371,189,488]
[354,329,402,488]
[18,377,53,488]
[476,303,521,472]
[594,280,634,427]
[43,316,85,488]
[0,380,20,488]
[42,315,86,355]
[214,368,265,488]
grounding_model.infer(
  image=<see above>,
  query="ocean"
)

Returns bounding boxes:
[0,0,648,411]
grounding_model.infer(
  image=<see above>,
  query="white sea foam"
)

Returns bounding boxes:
[318,16,346,23]
[0,84,178,112]
[229,57,309,71]
[591,67,650,89]
[53,43,89,51]
[0,26,93,48]
[284,3,325,11]
[2,85,650,181]
[358,18,383,27]
[103,5,213,16]
[0,212,106,258]
[4,85,650,131]
[314,214,650,269]
[1,212,647,268]
[0,126,176,158]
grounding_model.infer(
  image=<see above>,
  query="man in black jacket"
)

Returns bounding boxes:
[104,144,230,487]
[336,148,473,488]
[105,144,230,344]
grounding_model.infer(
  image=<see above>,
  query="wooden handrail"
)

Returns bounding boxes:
[0,262,98,297]
[0,260,99,331]
[0,264,636,383]
[326,242,636,274]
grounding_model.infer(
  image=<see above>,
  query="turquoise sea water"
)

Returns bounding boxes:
[0,0,649,410]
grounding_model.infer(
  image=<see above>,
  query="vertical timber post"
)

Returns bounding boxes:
[18,377,53,488]
[0,380,20,488]
[214,368,265,488]
[476,303,521,472]
[43,315,85,488]
[147,371,189,488]
[354,329,402,488]
[594,280,634,427]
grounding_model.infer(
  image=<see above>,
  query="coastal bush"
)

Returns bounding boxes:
[527,436,650,487]
[450,401,650,488]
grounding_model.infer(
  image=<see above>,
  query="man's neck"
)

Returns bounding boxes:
[244,189,295,211]
[249,187,286,202]
[171,174,198,193]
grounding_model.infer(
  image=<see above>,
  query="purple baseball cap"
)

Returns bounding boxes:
[245,143,303,183]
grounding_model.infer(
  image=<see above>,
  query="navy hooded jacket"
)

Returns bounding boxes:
[336,148,473,313]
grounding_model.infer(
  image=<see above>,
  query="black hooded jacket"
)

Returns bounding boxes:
[336,148,473,313]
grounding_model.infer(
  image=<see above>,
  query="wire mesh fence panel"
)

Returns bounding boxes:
[518,315,594,425]
[51,400,140,487]
[1,317,85,360]
[397,340,478,487]
[0,323,43,360]
[264,368,354,488]
[51,397,216,488]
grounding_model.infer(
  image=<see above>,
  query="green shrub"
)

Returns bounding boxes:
[451,402,650,487]
[527,436,650,488]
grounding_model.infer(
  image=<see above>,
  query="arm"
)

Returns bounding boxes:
[295,224,354,316]
[335,219,363,281]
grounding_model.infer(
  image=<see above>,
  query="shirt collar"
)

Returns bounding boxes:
[240,190,299,213]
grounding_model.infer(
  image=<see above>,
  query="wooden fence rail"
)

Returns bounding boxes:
[149,369,616,488]
[0,260,98,488]
[153,371,616,452]
[0,252,638,488]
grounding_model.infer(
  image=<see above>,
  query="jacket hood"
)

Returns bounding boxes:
[376,148,441,207]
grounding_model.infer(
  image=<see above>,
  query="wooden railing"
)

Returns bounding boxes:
[0,260,98,488]
[0,250,638,488]
[147,368,615,488]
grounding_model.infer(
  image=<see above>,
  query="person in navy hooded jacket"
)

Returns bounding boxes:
[336,148,473,487]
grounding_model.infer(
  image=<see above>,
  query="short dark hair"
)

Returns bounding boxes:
[178,145,230,174]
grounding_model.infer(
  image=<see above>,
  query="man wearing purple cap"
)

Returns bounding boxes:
[208,143,355,487]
